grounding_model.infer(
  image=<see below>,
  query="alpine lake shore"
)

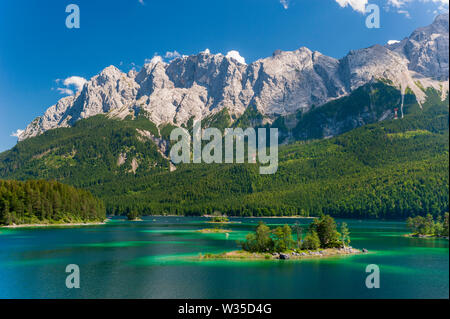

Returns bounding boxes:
[198,247,365,261]
[0,220,109,229]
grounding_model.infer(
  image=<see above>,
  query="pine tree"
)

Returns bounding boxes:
[340,222,351,247]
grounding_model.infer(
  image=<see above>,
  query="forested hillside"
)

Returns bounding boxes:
[0,180,105,225]
[0,84,448,219]
[0,113,171,185]
[98,98,449,219]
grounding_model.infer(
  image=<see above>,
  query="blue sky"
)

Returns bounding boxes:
[0,0,448,152]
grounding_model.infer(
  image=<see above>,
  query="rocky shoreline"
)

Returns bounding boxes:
[404,234,449,239]
[200,247,366,261]
[196,228,232,233]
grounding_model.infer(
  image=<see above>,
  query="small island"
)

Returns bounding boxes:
[204,213,240,224]
[199,215,365,261]
[127,211,143,221]
[207,214,230,223]
[196,228,232,234]
[405,213,449,239]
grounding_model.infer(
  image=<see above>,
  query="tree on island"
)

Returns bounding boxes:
[301,231,320,250]
[340,222,351,248]
[272,224,296,252]
[444,213,449,236]
[127,210,141,221]
[210,211,229,223]
[309,215,342,248]
[292,222,303,249]
[241,222,273,252]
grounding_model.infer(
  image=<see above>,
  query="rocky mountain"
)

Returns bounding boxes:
[388,13,449,80]
[17,14,449,141]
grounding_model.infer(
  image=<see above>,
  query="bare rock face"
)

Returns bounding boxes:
[388,13,449,80]
[246,48,346,116]
[18,14,449,141]
[339,44,426,102]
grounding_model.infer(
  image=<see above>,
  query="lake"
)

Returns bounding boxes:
[0,217,448,299]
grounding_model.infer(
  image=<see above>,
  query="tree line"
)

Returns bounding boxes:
[406,213,449,237]
[0,179,105,225]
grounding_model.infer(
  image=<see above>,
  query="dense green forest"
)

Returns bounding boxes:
[0,83,448,219]
[96,92,449,219]
[0,179,105,225]
[0,111,171,184]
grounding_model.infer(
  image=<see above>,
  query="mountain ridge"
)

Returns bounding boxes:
[17,13,449,141]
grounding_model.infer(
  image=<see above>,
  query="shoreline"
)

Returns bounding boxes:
[205,221,241,224]
[108,215,317,219]
[403,233,449,239]
[198,247,363,261]
[1,221,107,229]
[201,215,315,219]
[242,216,316,219]
[196,228,233,233]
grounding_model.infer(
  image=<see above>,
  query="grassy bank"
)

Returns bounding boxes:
[199,247,362,261]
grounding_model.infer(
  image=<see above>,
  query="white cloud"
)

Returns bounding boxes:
[11,129,24,138]
[226,50,247,65]
[138,0,145,5]
[386,0,449,17]
[335,0,368,13]
[57,88,74,95]
[55,76,87,96]
[280,0,290,9]
[63,76,87,92]
[333,0,449,17]
[388,0,449,7]
[334,0,449,14]
[387,39,401,45]
[165,50,182,60]
[398,9,412,17]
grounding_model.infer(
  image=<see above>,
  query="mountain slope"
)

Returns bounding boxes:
[1,14,448,219]
[17,14,449,141]
[99,97,449,218]
[93,96,449,218]
[0,113,171,187]
[1,85,448,218]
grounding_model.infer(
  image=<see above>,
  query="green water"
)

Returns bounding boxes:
[0,217,448,299]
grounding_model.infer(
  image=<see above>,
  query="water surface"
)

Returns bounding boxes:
[0,217,448,298]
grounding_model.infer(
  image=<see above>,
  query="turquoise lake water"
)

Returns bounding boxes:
[0,217,448,299]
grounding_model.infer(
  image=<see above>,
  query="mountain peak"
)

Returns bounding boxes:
[434,12,449,26]
[16,17,449,141]
[389,13,449,80]
[100,65,121,75]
